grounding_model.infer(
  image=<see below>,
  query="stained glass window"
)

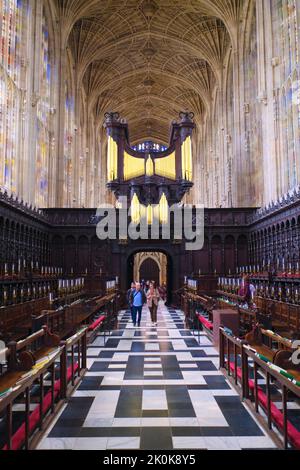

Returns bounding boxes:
[0,0,27,193]
[132,141,167,152]
[272,0,300,192]
[75,89,87,207]
[64,81,75,206]
[35,7,51,207]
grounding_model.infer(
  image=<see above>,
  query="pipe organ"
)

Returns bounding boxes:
[124,152,145,181]
[104,111,195,224]
[181,136,193,182]
[155,152,176,180]
[107,135,118,181]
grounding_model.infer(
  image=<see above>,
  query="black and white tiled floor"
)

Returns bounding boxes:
[38,303,278,450]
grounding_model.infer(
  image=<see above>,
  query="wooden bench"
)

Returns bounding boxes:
[219,327,300,449]
[5,325,60,373]
[255,297,300,336]
[30,292,118,341]
[0,326,88,450]
[217,292,258,329]
[0,328,64,450]
[0,298,50,342]
[0,347,63,450]
[196,313,213,331]
[245,325,279,363]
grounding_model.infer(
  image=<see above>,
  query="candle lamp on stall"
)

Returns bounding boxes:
[285,285,291,302]
[3,287,8,306]
[11,263,16,279]
[3,263,9,279]
[294,286,299,304]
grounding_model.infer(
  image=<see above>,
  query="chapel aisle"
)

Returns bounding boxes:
[37,302,278,450]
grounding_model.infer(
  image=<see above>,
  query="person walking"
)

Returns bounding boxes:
[158,283,167,303]
[129,282,146,327]
[144,280,150,295]
[147,282,160,326]
[127,282,136,324]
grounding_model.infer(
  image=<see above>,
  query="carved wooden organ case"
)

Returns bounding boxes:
[104,111,195,223]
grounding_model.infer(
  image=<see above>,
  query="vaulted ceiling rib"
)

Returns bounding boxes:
[57,0,239,144]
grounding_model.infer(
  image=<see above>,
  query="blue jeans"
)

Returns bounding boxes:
[132,305,142,325]
[130,305,134,322]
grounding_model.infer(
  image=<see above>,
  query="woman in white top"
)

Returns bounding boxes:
[146,282,160,325]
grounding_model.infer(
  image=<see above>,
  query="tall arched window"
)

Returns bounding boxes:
[281,91,290,188]
[244,6,260,203]
[35,7,51,207]
[79,89,87,207]
[0,0,28,193]
[287,80,296,188]
[279,1,299,76]
[64,79,75,207]
[272,0,300,193]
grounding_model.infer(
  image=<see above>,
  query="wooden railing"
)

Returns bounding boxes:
[178,288,216,327]
[219,327,300,449]
[0,325,88,450]
[60,327,88,397]
[0,345,64,450]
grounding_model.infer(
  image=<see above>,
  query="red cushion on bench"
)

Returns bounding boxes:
[228,362,300,448]
[229,361,243,380]
[2,388,59,451]
[196,313,213,331]
[88,315,106,331]
[3,362,79,450]
[248,378,255,390]
[54,362,79,392]
[67,362,79,382]
[257,389,300,449]
[229,361,256,389]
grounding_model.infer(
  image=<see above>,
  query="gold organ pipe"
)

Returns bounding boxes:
[147,204,153,225]
[181,136,192,181]
[159,192,169,224]
[131,193,141,224]
[124,152,145,180]
[107,135,118,181]
[140,204,159,225]
[146,156,154,176]
[154,152,176,180]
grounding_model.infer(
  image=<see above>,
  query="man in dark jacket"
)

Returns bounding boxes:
[129,282,146,327]
[127,282,136,323]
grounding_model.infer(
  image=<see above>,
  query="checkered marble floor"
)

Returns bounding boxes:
[38,303,278,450]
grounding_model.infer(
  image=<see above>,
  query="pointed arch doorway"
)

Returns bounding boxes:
[133,252,167,286]
[126,250,173,304]
[139,258,160,285]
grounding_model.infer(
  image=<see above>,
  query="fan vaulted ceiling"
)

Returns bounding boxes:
[58,0,241,144]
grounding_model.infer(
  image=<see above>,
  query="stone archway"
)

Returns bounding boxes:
[139,258,160,286]
[133,252,167,286]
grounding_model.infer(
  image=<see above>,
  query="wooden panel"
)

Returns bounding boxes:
[211,236,222,274]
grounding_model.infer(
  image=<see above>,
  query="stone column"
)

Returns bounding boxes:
[256,0,278,205]
[55,25,68,207]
